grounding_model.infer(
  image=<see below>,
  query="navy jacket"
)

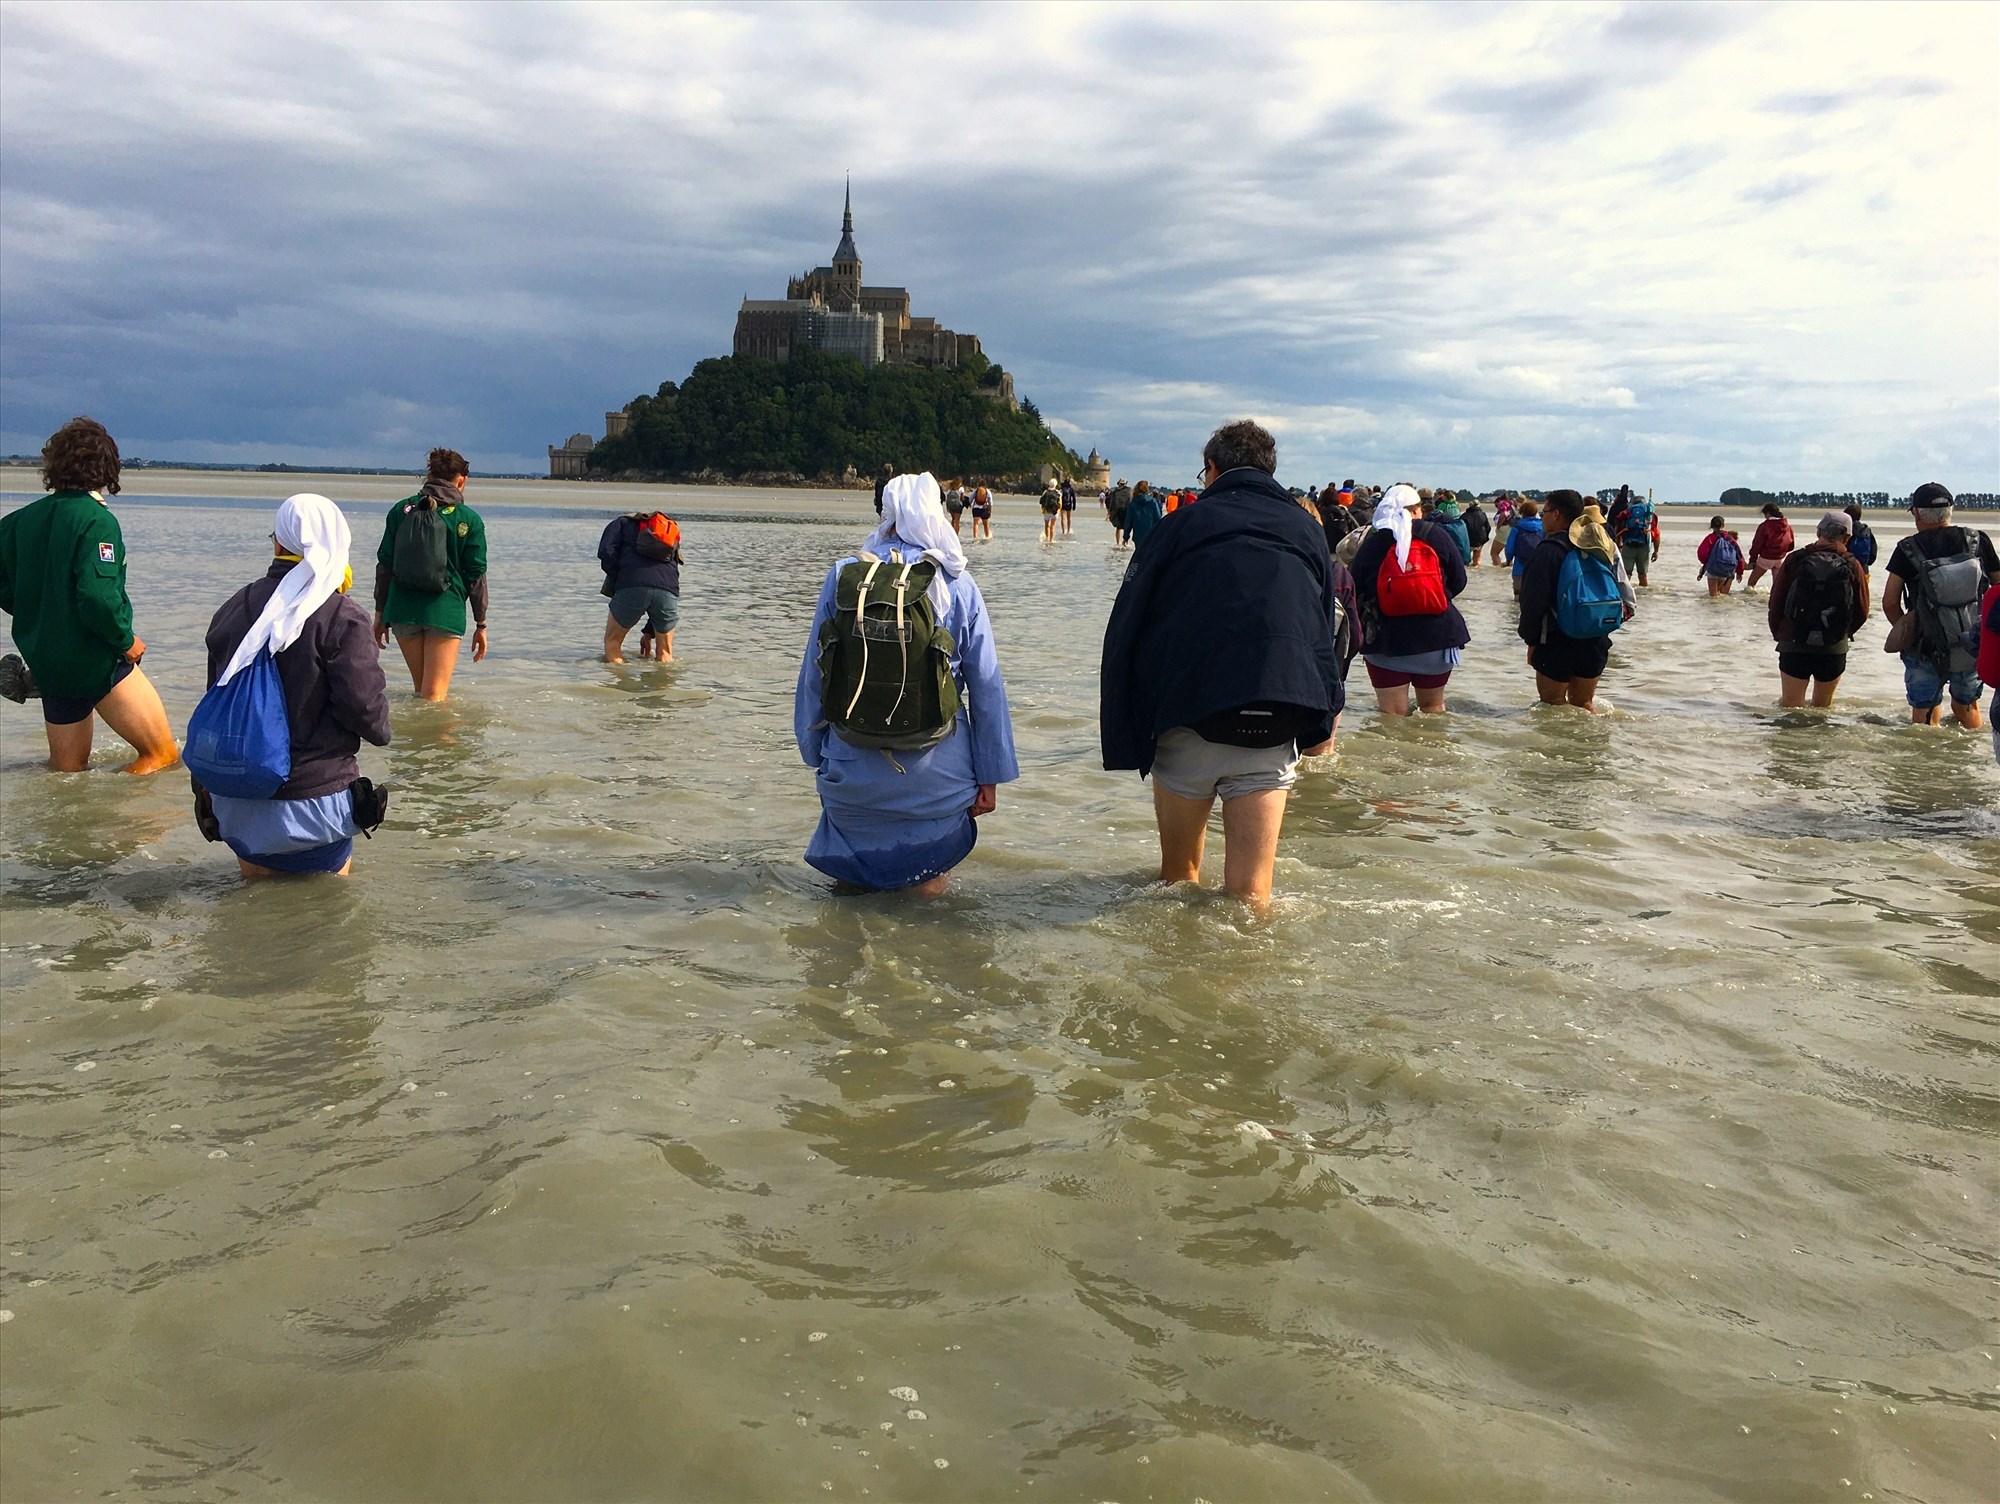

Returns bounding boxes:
[204,560,391,800]
[1349,519,1472,657]
[598,516,681,595]
[1100,467,1343,774]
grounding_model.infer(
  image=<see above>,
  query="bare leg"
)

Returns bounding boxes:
[1950,697,1984,730]
[415,634,462,701]
[1219,788,1288,908]
[910,872,951,896]
[1535,673,1571,706]
[1152,782,1214,885]
[1745,566,1768,591]
[1810,677,1839,709]
[1564,675,1601,712]
[1414,684,1449,713]
[96,667,179,773]
[1374,685,1413,717]
[1779,672,1810,709]
[395,630,426,690]
[44,717,94,772]
[238,855,352,879]
[658,628,675,662]
[603,612,629,664]
[1911,704,1941,726]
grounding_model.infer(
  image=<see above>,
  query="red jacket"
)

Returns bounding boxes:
[1750,517,1794,562]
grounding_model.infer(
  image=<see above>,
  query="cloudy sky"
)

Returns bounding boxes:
[1,0,1993,498]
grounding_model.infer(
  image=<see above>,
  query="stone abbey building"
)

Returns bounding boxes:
[733,185,988,375]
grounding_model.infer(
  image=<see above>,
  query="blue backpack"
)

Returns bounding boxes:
[184,651,292,799]
[1705,534,1742,577]
[1620,500,1653,543]
[1555,548,1625,638]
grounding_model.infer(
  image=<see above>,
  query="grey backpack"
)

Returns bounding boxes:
[1910,533,1985,672]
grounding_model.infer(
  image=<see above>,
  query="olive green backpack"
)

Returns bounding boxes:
[817,552,961,751]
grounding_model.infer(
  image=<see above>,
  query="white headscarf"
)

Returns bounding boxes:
[860,472,965,619]
[216,493,351,685]
[1372,482,1424,569]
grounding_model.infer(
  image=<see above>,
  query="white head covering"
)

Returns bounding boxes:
[216,493,351,685]
[860,472,965,618]
[1372,482,1424,569]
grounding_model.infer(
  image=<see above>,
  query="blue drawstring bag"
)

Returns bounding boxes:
[185,651,292,798]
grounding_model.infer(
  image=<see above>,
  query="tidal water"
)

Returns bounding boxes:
[2,489,1996,1502]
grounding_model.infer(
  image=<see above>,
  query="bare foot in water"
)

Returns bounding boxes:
[122,748,181,775]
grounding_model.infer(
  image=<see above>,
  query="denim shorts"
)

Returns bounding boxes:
[1151,726,1299,803]
[1901,653,1982,709]
[610,586,680,634]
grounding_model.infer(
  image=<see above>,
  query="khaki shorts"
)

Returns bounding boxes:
[1151,726,1299,802]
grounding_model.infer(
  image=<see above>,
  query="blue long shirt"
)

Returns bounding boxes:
[795,545,1020,819]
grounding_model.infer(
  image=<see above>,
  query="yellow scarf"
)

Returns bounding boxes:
[278,552,352,594]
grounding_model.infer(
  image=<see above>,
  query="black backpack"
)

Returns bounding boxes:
[391,496,451,593]
[1463,505,1491,548]
[1784,549,1857,648]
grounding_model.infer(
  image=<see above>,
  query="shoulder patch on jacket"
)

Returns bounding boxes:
[99,541,116,563]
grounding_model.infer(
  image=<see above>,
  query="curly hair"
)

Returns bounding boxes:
[426,447,469,481]
[42,417,122,495]
[1202,419,1277,477]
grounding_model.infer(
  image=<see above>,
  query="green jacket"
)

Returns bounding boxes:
[0,490,136,699]
[376,494,487,634]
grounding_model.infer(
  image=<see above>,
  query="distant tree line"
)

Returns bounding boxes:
[1719,486,1998,510]
[589,350,1082,482]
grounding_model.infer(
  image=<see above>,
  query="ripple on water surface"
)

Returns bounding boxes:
[1,500,1995,1500]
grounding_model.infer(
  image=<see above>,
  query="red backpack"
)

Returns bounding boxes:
[1376,537,1449,617]
[634,511,681,561]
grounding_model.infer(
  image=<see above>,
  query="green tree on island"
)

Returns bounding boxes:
[589,351,1083,481]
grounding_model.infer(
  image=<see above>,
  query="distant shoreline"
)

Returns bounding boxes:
[2,464,1991,518]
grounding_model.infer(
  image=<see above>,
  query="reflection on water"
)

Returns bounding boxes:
[2,503,1995,1500]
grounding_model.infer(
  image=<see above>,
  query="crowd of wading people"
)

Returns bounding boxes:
[3,416,1996,903]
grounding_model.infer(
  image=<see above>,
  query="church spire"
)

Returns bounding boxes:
[834,176,859,268]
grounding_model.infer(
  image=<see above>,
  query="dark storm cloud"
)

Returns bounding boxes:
[0,1,1991,495]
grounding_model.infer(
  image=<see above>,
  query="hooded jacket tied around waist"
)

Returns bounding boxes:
[1100,466,1343,775]
[204,560,391,799]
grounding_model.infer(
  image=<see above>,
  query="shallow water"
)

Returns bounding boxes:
[2,492,1996,1502]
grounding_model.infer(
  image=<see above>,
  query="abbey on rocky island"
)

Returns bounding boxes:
[732,183,995,382]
